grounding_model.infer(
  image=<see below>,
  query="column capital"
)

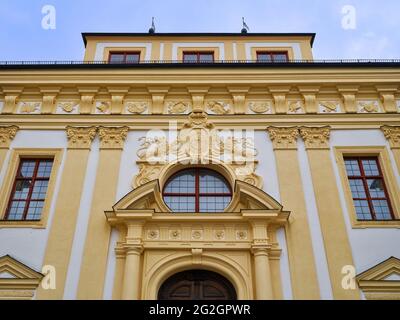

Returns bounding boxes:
[0,125,19,148]
[381,126,400,149]
[124,246,144,256]
[267,126,299,150]
[66,126,97,149]
[299,126,331,150]
[98,126,128,149]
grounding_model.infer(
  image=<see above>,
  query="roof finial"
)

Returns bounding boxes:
[149,17,156,34]
[241,17,249,33]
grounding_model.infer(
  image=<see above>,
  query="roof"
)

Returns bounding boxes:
[81,32,317,47]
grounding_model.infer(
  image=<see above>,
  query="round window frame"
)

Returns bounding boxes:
[162,168,233,213]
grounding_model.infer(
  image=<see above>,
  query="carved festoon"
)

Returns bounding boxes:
[249,102,271,114]
[299,126,331,149]
[98,126,129,149]
[126,102,148,114]
[206,101,231,114]
[381,126,400,149]
[0,125,19,148]
[66,126,97,149]
[267,127,299,150]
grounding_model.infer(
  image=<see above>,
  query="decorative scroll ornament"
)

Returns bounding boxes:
[0,125,19,148]
[319,101,339,113]
[249,102,271,114]
[206,101,231,114]
[59,102,78,113]
[126,102,148,114]
[359,101,379,113]
[267,127,299,150]
[66,126,97,149]
[299,126,331,149]
[167,101,190,114]
[381,126,400,149]
[133,110,261,188]
[288,101,304,113]
[19,102,40,113]
[96,101,111,113]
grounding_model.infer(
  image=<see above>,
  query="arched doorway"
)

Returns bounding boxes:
[158,270,237,300]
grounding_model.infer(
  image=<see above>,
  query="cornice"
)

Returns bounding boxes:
[299,126,331,149]
[66,126,97,149]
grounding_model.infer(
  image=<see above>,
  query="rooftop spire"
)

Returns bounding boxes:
[241,17,249,33]
[149,17,156,34]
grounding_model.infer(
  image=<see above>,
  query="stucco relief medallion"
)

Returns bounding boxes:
[126,102,148,114]
[214,230,225,240]
[287,101,304,114]
[248,101,271,114]
[147,230,159,240]
[170,230,181,240]
[96,101,111,114]
[191,230,203,240]
[167,101,190,114]
[58,102,78,113]
[206,101,231,114]
[18,102,41,114]
[358,101,380,113]
[236,230,248,240]
[319,101,340,113]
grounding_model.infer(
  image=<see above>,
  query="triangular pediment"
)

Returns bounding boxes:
[0,255,43,280]
[111,179,284,214]
[357,257,400,282]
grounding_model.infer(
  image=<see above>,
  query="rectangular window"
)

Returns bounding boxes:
[256,51,289,62]
[5,158,54,221]
[109,52,140,64]
[344,157,394,221]
[183,52,214,63]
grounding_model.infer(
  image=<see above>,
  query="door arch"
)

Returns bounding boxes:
[158,270,237,300]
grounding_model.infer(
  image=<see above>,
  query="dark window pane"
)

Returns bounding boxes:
[349,179,366,198]
[199,171,230,193]
[164,196,196,212]
[109,54,125,63]
[199,54,214,62]
[199,196,231,212]
[272,54,288,61]
[361,159,379,176]
[372,200,392,220]
[367,179,385,198]
[37,161,53,178]
[183,54,197,62]
[257,54,272,62]
[126,54,140,63]
[13,180,32,200]
[344,159,361,176]
[354,200,372,220]
[31,180,49,200]
[7,201,26,220]
[25,201,44,220]
[19,161,36,178]
[164,170,196,193]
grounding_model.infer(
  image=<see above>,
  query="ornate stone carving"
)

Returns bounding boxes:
[249,102,271,114]
[96,101,111,114]
[358,101,379,113]
[58,102,78,113]
[0,125,19,148]
[133,111,262,188]
[192,230,203,240]
[66,126,97,149]
[288,101,304,114]
[19,102,40,113]
[167,101,190,114]
[41,95,57,114]
[170,230,181,240]
[2,95,19,114]
[98,126,128,149]
[381,126,400,149]
[236,230,248,240]
[126,102,148,114]
[214,230,225,240]
[80,95,94,114]
[111,95,124,114]
[319,101,339,113]
[272,94,286,114]
[299,126,331,149]
[147,230,159,240]
[267,127,299,150]
[206,101,231,114]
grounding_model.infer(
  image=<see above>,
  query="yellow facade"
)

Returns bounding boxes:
[0,32,400,300]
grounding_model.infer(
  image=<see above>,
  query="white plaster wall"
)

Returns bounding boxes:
[63,137,100,299]
[330,129,400,274]
[0,130,67,271]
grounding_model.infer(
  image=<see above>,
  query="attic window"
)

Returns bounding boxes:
[256,51,288,62]
[109,52,140,64]
[183,52,214,63]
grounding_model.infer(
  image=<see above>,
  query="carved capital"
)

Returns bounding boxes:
[381,126,400,149]
[66,126,97,149]
[267,127,299,150]
[2,95,19,114]
[299,126,331,149]
[98,126,128,149]
[0,125,19,148]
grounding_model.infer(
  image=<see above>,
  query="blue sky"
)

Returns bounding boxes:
[0,0,398,61]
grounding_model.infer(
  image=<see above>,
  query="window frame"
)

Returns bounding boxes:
[334,146,400,228]
[256,51,289,62]
[108,51,141,64]
[344,156,394,221]
[0,149,63,228]
[182,51,215,63]
[162,168,232,213]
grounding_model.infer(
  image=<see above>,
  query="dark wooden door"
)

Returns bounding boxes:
[158,270,237,300]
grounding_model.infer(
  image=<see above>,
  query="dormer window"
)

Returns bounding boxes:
[183,52,214,63]
[109,52,140,64]
[256,51,288,62]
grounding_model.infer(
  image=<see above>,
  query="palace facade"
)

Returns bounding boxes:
[0,31,399,300]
